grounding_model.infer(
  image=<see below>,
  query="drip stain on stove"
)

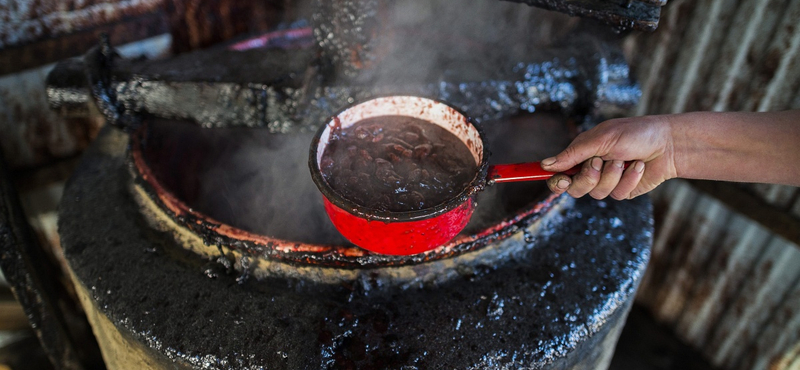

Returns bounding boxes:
[50,2,655,369]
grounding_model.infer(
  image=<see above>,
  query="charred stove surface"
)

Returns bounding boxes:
[47,24,639,133]
[503,0,665,32]
[60,127,652,369]
[51,4,650,367]
[313,0,383,77]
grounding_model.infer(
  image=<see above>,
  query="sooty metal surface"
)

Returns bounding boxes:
[59,126,653,369]
[502,0,665,32]
[46,25,640,134]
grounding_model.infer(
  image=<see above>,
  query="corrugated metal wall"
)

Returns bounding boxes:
[644,181,800,370]
[624,0,800,369]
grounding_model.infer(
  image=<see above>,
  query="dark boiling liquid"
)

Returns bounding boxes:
[320,116,478,212]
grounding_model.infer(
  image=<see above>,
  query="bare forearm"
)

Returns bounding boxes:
[670,110,800,186]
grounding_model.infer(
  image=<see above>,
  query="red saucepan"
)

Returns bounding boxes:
[309,96,586,256]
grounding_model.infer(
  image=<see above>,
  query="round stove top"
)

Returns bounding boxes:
[59,120,652,369]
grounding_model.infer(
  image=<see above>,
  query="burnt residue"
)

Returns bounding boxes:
[46,57,96,117]
[501,0,665,32]
[60,126,653,369]
[312,0,384,77]
[46,25,639,133]
[83,34,141,133]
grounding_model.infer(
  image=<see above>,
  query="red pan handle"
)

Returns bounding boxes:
[487,161,632,184]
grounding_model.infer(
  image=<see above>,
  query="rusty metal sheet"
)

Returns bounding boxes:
[651,196,731,324]
[628,0,712,115]
[666,0,739,114]
[706,236,800,369]
[707,0,790,112]
[675,214,771,347]
[639,178,800,370]
[672,0,747,114]
[0,13,169,76]
[746,284,800,370]
[750,0,800,112]
[626,0,691,116]
[626,4,800,365]
[630,3,670,113]
[728,1,800,111]
[635,179,700,308]
[628,0,800,115]
[0,0,163,49]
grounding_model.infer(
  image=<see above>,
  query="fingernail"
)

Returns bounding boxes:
[541,157,556,167]
[591,157,602,171]
[613,160,623,168]
[634,161,645,173]
[557,179,570,189]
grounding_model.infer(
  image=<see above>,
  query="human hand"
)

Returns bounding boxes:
[541,115,679,200]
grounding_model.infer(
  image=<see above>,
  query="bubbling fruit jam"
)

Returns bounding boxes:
[320,116,478,212]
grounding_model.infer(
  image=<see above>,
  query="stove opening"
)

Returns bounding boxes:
[137,112,572,245]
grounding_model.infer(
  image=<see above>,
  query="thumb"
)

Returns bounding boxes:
[541,141,599,173]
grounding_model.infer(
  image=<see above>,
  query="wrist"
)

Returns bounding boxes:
[657,113,683,181]
[667,111,726,181]
[662,114,680,179]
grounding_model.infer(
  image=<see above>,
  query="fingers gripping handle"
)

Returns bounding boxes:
[487,161,632,184]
